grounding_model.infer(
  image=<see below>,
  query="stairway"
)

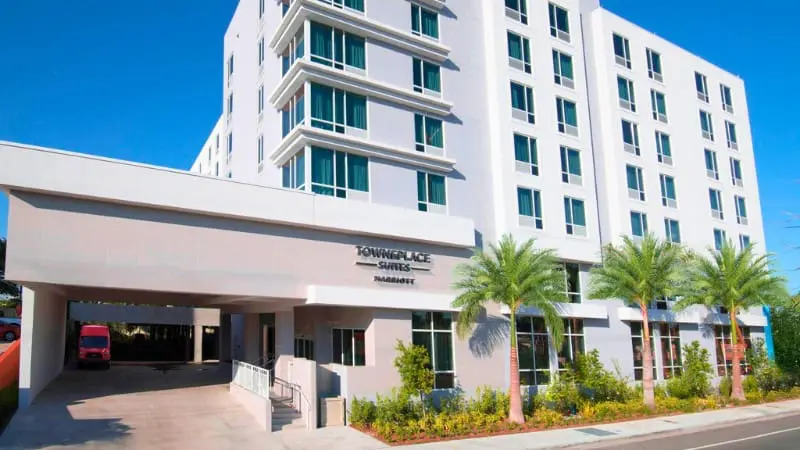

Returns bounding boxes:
[271,395,305,432]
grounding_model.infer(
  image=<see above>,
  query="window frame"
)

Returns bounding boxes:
[617,76,636,112]
[412,57,442,96]
[626,164,646,201]
[700,110,715,141]
[415,114,444,156]
[564,197,587,236]
[257,135,264,172]
[556,97,579,136]
[310,147,370,199]
[309,83,368,136]
[282,150,306,190]
[713,228,727,251]
[646,48,663,82]
[517,187,543,229]
[720,84,734,113]
[630,211,649,238]
[709,188,724,220]
[650,89,668,123]
[739,234,751,250]
[725,121,738,150]
[505,0,529,25]
[510,81,535,124]
[309,22,367,74]
[417,171,447,213]
[563,263,581,304]
[332,328,366,367]
[659,174,677,208]
[557,319,585,371]
[705,149,719,180]
[613,33,632,69]
[412,311,455,390]
[552,49,575,88]
[664,218,681,244]
[621,119,640,155]
[655,131,672,165]
[560,146,582,185]
[507,32,532,74]
[735,195,748,225]
[548,2,571,42]
[659,323,682,379]
[515,316,551,386]
[730,157,743,187]
[411,3,440,40]
[695,71,709,103]
[514,134,539,176]
[714,325,752,376]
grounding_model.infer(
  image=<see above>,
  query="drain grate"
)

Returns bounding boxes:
[576,427,618,437]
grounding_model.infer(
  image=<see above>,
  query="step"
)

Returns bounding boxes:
[272,421,306,432]
[272,410,302,420]
[272,416,306,432]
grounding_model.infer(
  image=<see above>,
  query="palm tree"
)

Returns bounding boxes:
[675,241,787,401]
[452,234,568,424]
[588,234,685,409]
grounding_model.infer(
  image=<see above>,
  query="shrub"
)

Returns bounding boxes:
[544,372,581,415]
[772,305,800,377]
[719,376,732,398]
[668,341,713,398]
[530,408,564,427]
[654,383,669,400]
[467,386,508,417]
[573,350,636,403]
[742,375,759,394]
[748,339,796,393]
[375,388,418,424]
[666,375,694,400]
[349,396,377,427]
[393,340,434,410]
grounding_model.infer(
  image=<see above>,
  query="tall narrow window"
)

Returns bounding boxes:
[709,188,724,220]
[517,187,543,229]
[411,3,439,39]
[664,219,681,244]
[695,72,709,102]
[655,131,672,165]
[621,120,640,155]
[563,264,581,304]
[720,84,734,113]
[516,316,550,386]
[660,324,682,379]
[508,32,532,74]
[630,211,648,238]
[415,114,444,155]
[257,135,264,172]
[282,90,305,137]
[564,197,587,236]
[548,3,570,42]
[258,37,265,66]
[714,326,752,376]
[617,76,636,112]
[412,311,454,389]
[660,174,677,208]
[650,89,668,123]
[700,110,715,141]
[739,234,751,250]
[412,58,442,95]
[281,30,305,76]
[626,165,646,201]
[417,172,446,213]
[558,319,585,370]
[613,33,631,69]
[310,147,369,199]
[310,83,368,135]
[705,149,719,180]
[257,85,264,115]
[560,146,582,185]
[227,93,234,118]
[730,158,743,187]
[321,0,364,12]
[332,328,366,366]
[227,54,234,77]
[556,97,578,136]
[505,0,528,24]
[725,121,738,150]
[282,150,306,190]
[631,322,656,381]
[514,134,538,176]
[646,48,663,82]
[227,132,233,156]
[552,50,574,88]
[510,82,535,124]
[713,228,727,251]
[259,0,265,18]
[735,196,748,225]
[310,23,366,72]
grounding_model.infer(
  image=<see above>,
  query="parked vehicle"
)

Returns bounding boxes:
[78,324,111,369]
[0,319,20,341]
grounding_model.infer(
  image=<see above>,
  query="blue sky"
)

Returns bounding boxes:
[0,0,797,290]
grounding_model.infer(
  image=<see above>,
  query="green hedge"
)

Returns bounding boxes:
[772,306,800,375]
[0,382,18,431]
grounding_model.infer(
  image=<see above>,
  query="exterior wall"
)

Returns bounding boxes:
[190,116,225,177]
[69,303,220,327]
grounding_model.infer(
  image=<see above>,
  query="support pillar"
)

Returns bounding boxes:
[219,313,231,362]
[275,308,294,382]
[193,324,203,363]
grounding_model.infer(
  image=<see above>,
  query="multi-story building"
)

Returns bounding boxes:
[189,0,768,400]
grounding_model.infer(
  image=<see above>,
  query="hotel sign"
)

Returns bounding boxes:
[355,245,432,286]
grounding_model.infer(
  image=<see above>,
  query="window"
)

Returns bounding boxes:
[320,0,364,13]
[617,76,636,112]
[411,3,439,39]
[713,228,727,251]
[705,149,719,180]
[259,0,265,18]
[227,93,234,118]
[655,131,672,165]
[332,328,365,366]
[310,83,367,134]
[558,319,585,371]
[415,114,444,155]
[508,32,532,74]
[660,174,677,208]
[735,196,748,225]
[664,218,681,244]
[709,188,724,220]
[516,316,550,386]
[517,187,543,229]
[413,58,442,95]
[258,37,265,66]
[630,322,657,381]
[626,165,645,201]
[730,158,743,187]
[216,134,219,150]
[563,263,581,304]
[700,110,714,141]
[739,234,751,250]
[613,33,631,69]
[227,53,234,77]
[282,91,306,137]
[720,84,734,113]
[714,325,752,376]
[227,132,233,155]
[660,324,682,379]
[695,72,709,102]
[257,85,264,115]
[514,134,539,176]
[417,172,446,212]
[281,30,305,76]
[725,121,738,150]
[564,197,587,236]
[560,146,582,185]
[310,147,369,199]
[630,211,648,238]
[412,311,454,389]
[510,82,535,124]
[505,0,528,24]
[282,150,306,190]
[257,135,264,171]
[294,338,314,360]
[646,48,663,82]
[652,296,675,311]
[548,3,570,42]
[310,22,366,72]
[650,89,667,123]
[552,50,574,88]
[621,120,640,155]
[556,98,578,136]
[215,162,219,177]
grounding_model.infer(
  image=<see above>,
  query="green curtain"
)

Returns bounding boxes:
[411,5,420,34]
[626,166,638,190]
[738,198,747,217]
[434,332,453,371]
[533,191,542,218]
[561,53,573,79]
[631,213,644,236]
[346,93,367,129]
[572,200,586,226]
[709,190,719,209]
[421,9,438,38]
[423,61,440,92]
[334,29,344,64]
[514,134,529,162]
[296,150,305,188]
[344,0,364,11]
[295,38,304,60]
[664,177,676,199]
[311,84,333,129]
[618,77,629,100]
[310,23,332,62]
[335,151,346,189]
[568,149,581,175]
[311,147,334,195]
[508,33,522,60]
[660,134,671,156]
[428,174,446,205]
[413,60,423,88]
[564,101,577,126]
[417,172,427,204]
[334,89,345,126]
[345,35,365,69]
[347,154,368,191]
[517,188,533,216]
[414,115,425,145]
[426,117,443,147]
[510,83,525,110]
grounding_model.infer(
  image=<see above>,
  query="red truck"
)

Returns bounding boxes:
[78,324,111,369]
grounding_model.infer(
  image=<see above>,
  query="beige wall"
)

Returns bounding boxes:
[19,287,67,408]
[69,303,220,326]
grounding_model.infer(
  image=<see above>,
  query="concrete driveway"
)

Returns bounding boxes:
[0,364,272,449]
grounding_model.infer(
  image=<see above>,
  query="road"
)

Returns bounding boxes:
[572,412,800,449]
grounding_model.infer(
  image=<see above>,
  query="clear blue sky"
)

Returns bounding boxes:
[0,0,797,291]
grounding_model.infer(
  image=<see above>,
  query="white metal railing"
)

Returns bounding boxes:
[232,360,271,399]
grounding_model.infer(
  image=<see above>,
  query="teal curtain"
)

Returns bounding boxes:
[508,33,522,60]
[517,188,533,217]
[709,190,719,209]
[564,101,577,126]
[345,35,365,69]
[347,154,368,191]
[626,166,638,190]
[411,5,420,34]
[334,89,345,126]
[738,198,747,217]
[346,93,367,129]
[631,213,644,236]
[296,151,305,188]
[618,77,629,100]
[344,0,364,11]
[426,117,443,147]
[561,53,573,79]
[414,115,425,145]
[728,123,737,142]
[295,38,304,60]
[310,23,332,63]
[533,191,542,218]
[428,174,446,205]
[417,172,427,210]
[434,332,453,371]
[423,61,440,92]
[413,59,422,88]
[514,134,529,162]
[568,149,581,175]
[334,29,344,64]
[421,9,439,38]
[664,177,676,199]
[295,94,305,126]
[572,200,586,226]
[660,134,671,156]
[563,198,572,223]
[311,147,334,196]
[510,83,525,109]
[705,150,715,170]
[335,151,346,190]
[311,84,333,129]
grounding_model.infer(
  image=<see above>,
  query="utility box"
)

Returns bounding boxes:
[319,397,345,427]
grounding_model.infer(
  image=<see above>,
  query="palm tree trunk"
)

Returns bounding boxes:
[641,306,656,409]
[730,311,745,401]
[508,308,525,424]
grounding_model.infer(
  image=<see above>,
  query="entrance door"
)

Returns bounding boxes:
[262,325,275,365]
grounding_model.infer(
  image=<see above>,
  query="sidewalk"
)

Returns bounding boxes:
[389,399,800,449]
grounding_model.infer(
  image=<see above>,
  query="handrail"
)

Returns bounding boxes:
[273,375,312,430]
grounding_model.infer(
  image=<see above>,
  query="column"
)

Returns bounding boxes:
[219,313,232,362]
[18,287,68,408]
[274,308,294,382]
[193,324,204,363]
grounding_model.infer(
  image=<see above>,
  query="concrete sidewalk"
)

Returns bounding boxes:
[392,399,800,449]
